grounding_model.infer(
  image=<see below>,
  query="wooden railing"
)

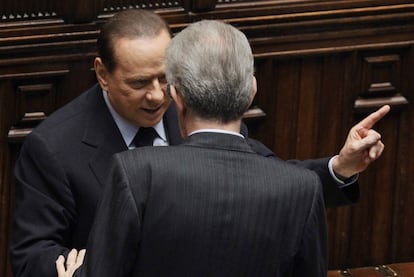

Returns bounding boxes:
[328,262,414,276]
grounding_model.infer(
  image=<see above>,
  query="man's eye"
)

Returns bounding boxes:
[131,80,149,89]
[158,76,167,84]
[130,77,166,89]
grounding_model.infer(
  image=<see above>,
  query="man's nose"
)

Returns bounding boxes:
[146,78,166,102]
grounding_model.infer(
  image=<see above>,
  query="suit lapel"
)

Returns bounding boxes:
[82,88,183,187]
[82,86,128,188]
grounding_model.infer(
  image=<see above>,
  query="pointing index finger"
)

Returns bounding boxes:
[356,105,390,130]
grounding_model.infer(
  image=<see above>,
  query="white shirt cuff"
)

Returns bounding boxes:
[328,155,359,188]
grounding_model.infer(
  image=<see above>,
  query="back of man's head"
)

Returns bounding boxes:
[97,9,170,73]
[165,20,254,123]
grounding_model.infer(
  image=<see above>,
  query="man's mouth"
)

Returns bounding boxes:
[142,106,162,114]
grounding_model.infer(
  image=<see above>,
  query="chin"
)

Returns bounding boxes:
[142,116,163,127]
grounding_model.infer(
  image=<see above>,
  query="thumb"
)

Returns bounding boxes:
[358,129,381,149]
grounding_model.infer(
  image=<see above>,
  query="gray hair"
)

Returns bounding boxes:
[165,20,254,123]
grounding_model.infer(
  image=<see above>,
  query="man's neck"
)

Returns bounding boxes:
[183,117,241,137]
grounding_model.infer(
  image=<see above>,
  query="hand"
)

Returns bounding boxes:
[56,249,86,277]
[332,105,390,178]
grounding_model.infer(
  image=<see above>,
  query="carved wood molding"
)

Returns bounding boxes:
[3,69,70,142]
[0,3,412,61]
[354,94,409,113]
[0,69,69,80]
[182,0,217,12]
[0,0,221,23]
[0,1,186,23]
[243,106,266,119]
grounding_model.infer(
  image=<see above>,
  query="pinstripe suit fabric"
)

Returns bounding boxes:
[79,132,327,277]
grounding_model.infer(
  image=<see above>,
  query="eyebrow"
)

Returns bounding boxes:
[127,73,165,81]
[125,73,166,85]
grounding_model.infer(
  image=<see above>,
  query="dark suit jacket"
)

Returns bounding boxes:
[11,83,355,277]
[77,132,327,277]
[10,84,182,277]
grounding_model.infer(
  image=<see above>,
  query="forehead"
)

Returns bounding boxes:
[112,31,171,76]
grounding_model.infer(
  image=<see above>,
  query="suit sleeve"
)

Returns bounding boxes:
[292,174,327,277]
[76,155,142,277]
[244,134,359,207]
[11,132,76,277]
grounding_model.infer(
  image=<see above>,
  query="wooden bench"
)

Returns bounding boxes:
[328,262,414,276]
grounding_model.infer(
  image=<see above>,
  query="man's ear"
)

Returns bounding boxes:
[169,84,184,113]
[94,57,109,90]
[250,76,257,104]
[169,84,187,138]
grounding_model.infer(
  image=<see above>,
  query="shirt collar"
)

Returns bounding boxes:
[189,129,245,139]
[102,90,167,147]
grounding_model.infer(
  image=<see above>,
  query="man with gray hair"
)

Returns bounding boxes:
[69,19,327,277]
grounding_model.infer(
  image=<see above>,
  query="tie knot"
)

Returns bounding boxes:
[133,127,158,147]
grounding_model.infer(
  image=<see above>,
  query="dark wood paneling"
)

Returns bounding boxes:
[1,1,413,276]
[253,45,413,269]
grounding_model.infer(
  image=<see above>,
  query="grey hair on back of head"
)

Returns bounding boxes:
[165,20,254,123]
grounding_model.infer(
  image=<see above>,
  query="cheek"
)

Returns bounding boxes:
[116,84,144,100]
[110,88,143,109]
[126,90,146,104]
[120,92,149,113]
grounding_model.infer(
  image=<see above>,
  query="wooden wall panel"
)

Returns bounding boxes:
[0,85,18,277]
[254,54,353,160]
[252,45,413,269]
[0,1,414,276]
[242,3,413,268]
[392,48,414,261]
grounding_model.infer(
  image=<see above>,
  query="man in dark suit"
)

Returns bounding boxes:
[11,9,388,277]
[10,10,180,277]
[72,19,328,276]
